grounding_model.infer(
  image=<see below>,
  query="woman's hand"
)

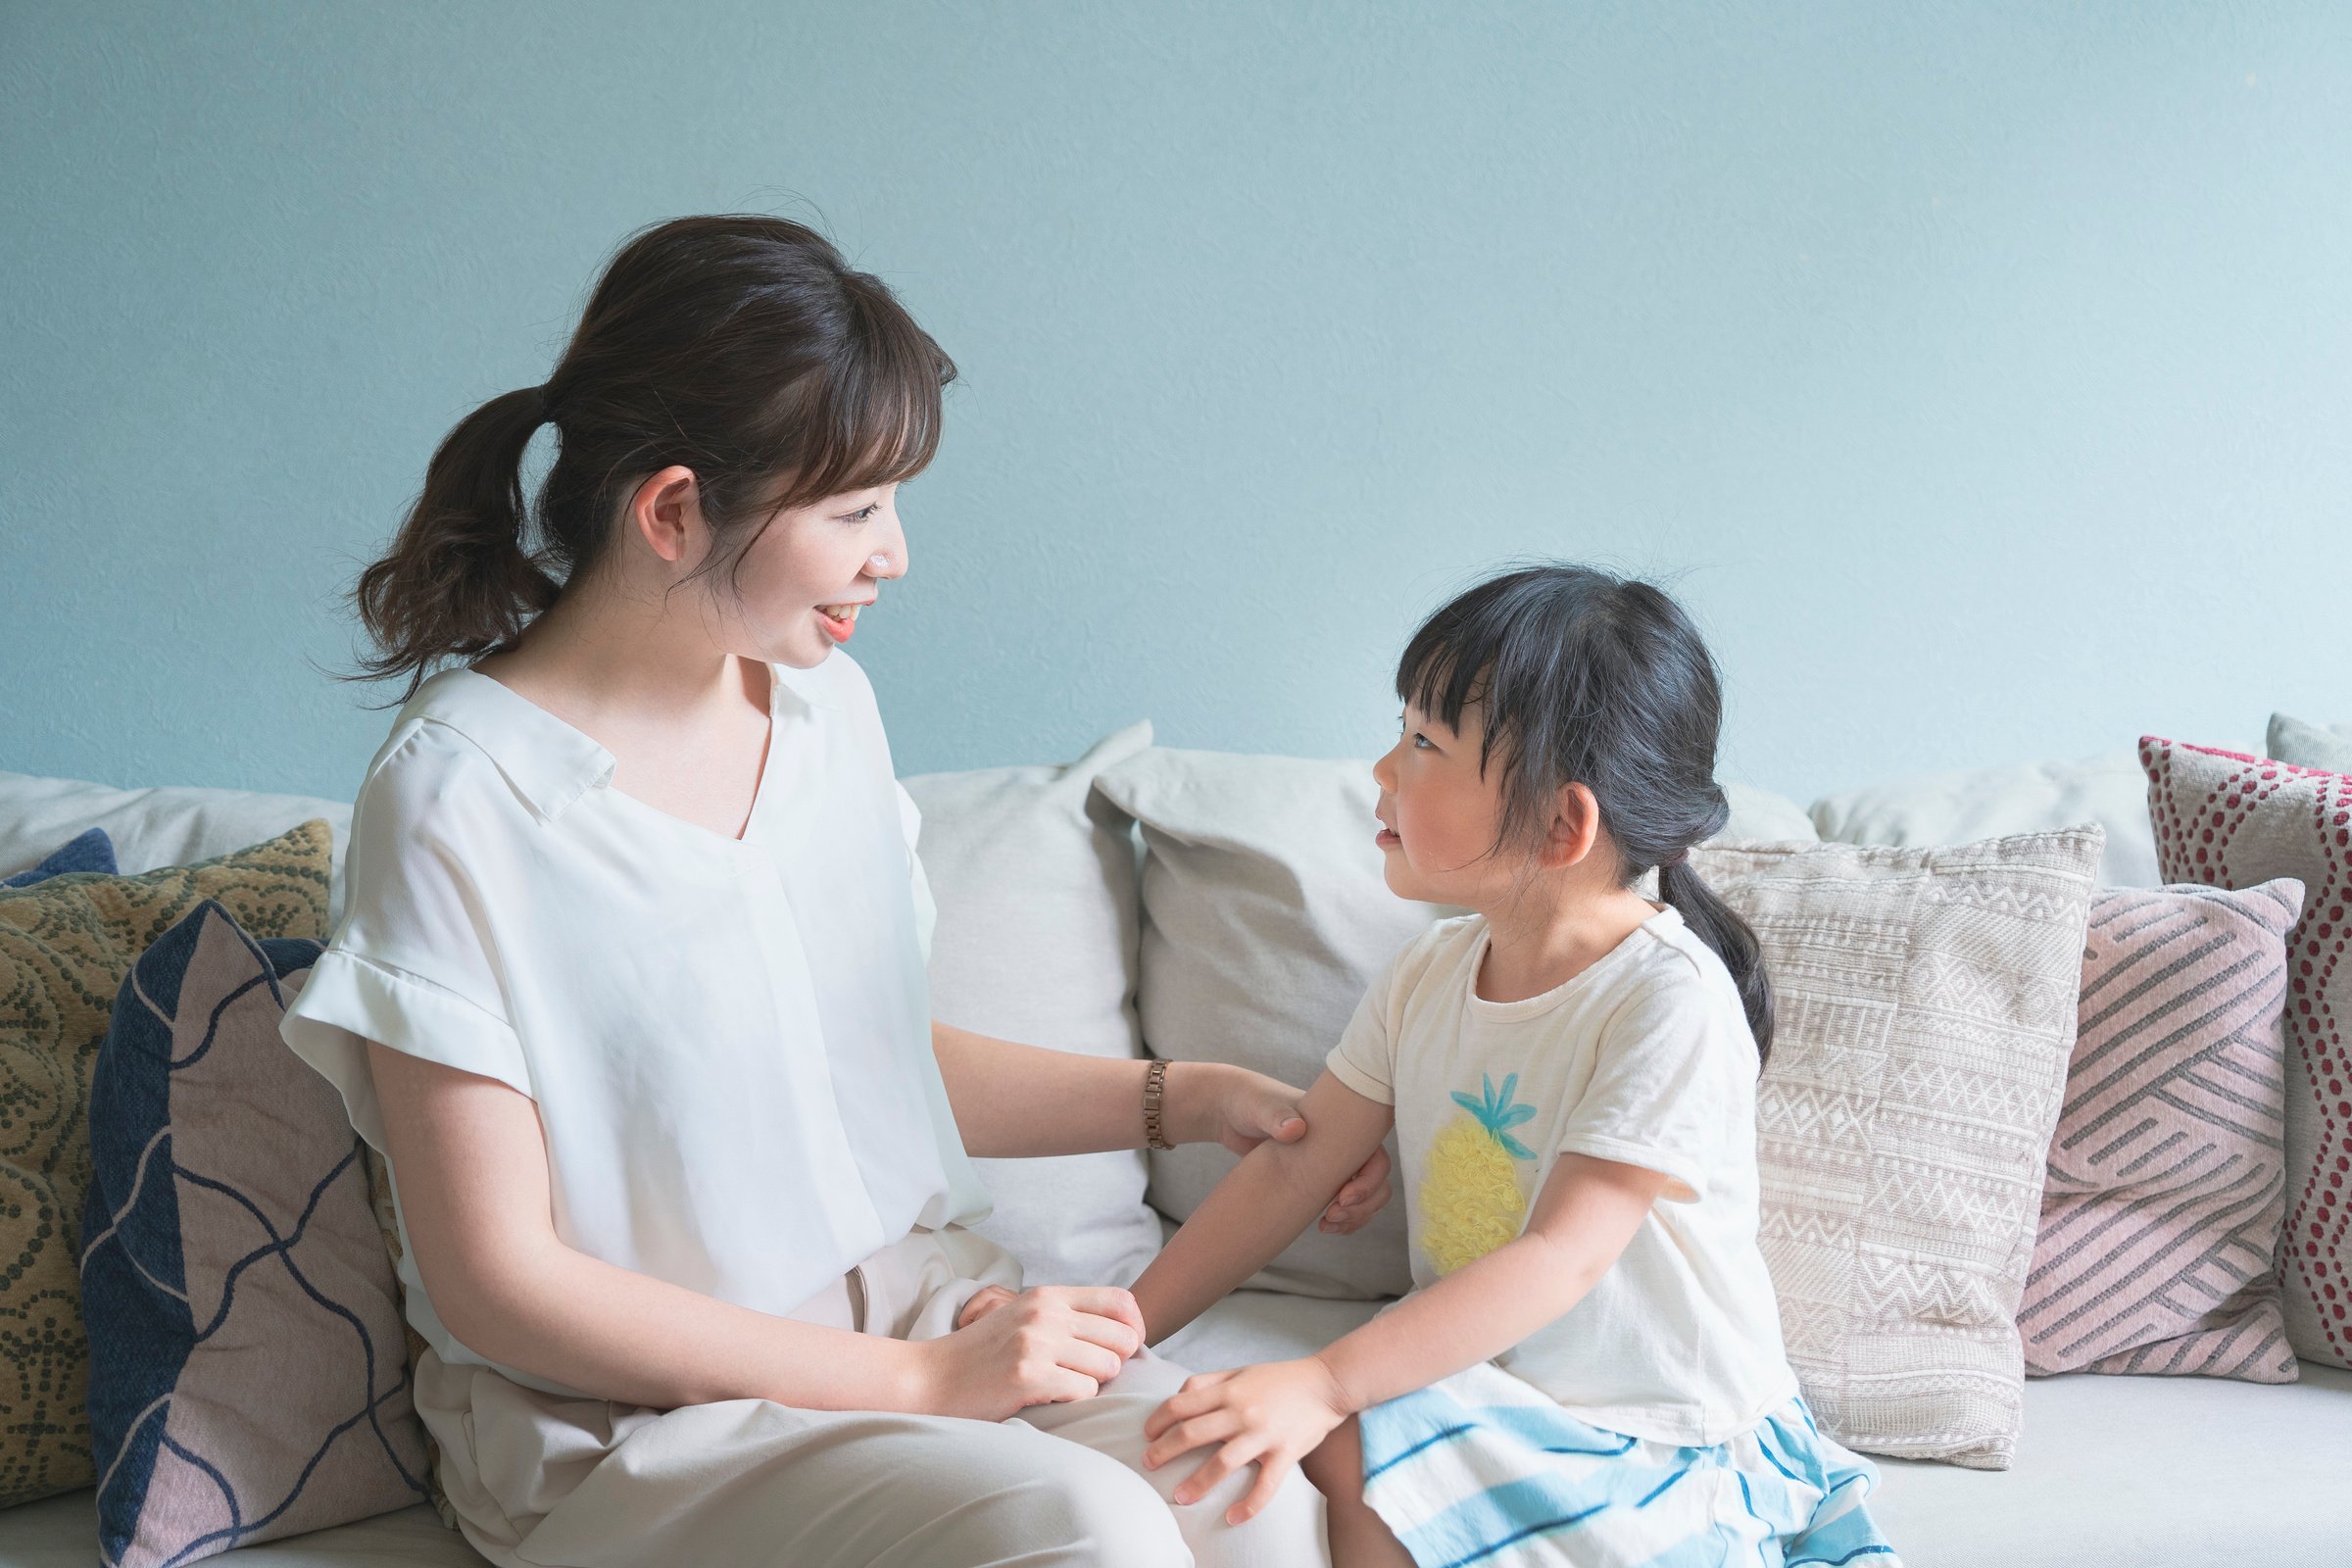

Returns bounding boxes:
[1200,1065,1394,1233]
[917,1286,1145,1421]
[1141,1357,1352,1526]
[955,1283,1018,1328]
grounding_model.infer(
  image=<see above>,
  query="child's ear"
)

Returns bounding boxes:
[1541,782,1603,869]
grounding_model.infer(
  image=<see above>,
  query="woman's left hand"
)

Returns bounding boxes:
[1142,1357,1351,1525]
[1209,1067,1393,1233]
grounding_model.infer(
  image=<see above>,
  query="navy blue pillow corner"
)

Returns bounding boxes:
[80,900,329,1564]
[1,826,118,887]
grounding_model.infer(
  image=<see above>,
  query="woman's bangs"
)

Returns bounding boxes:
[783,292,955,506]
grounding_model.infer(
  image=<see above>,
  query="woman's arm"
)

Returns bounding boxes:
[368,1042,1141,1417]
[932,1021,1393,1231]
[933,1021,1181,1156]
[1128,1072,1396,1344]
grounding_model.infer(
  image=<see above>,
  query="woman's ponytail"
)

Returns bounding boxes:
[1658,855,1775,1067]
[351,385,560,699]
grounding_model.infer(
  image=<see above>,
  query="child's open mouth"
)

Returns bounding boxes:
[815,602,866,642]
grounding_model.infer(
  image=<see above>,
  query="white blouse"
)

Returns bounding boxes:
[280,652,989,1396]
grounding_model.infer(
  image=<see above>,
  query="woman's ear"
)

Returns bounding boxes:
[1541,782,1603,869]
[626,465,702,565]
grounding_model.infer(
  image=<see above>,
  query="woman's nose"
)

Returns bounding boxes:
[865,509,910,580]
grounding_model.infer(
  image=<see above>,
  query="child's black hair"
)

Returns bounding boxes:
[1396,563,1774,1063]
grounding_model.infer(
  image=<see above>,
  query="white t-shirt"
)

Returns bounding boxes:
[1325,907,1796,1445]
[280,653,989,1396]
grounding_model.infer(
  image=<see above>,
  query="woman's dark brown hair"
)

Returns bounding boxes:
[351,214,956,698]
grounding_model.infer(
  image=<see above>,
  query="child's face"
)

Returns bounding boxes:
[1370,699,1510,905]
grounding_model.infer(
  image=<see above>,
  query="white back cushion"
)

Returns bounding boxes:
[904,722,1162,1287]
[0,770,354,918]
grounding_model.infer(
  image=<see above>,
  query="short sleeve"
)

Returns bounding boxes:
[279,728,534,1153]
[894,780,938,968]
[1323,957,1401,1106]
[1553,972,1749,1203]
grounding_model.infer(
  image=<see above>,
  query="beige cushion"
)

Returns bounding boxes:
[1690,829,2103,1469]
[1093,748,1431,1298]
[903,723,1160,1288]
[1809,751,2168,888]
[2268,711,2352,773]
[1094,746,1817,1299]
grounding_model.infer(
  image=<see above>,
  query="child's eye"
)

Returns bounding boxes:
[1412,732,1434,751]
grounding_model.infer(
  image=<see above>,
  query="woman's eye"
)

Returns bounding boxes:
[842,503,880,524]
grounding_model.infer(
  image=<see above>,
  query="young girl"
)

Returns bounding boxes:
[277,214,1395,1568]
[1123,566,1900,1566]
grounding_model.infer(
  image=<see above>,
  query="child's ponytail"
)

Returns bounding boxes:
[1396,564,1776,1066]
[352,386,560,691]
[1657,842,1775,1064]
[346,214,956,701]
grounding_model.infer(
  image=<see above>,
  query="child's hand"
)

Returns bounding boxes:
[1212,1068,1395,1234]
[956,1284,1019,1329]
[1141,1356,1352,1526]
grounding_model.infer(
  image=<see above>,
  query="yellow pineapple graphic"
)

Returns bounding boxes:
[1418,1072,1539,1275]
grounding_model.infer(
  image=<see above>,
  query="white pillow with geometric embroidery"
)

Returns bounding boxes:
[1692,827,2102,1470]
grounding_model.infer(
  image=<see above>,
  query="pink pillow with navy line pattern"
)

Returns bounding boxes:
[80,901,430,1565]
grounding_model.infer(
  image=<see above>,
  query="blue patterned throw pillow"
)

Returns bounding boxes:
[80,901,431,1564]
[1,826,117,886]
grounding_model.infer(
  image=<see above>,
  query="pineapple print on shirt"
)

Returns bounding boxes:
[1419,1072,1540,1275]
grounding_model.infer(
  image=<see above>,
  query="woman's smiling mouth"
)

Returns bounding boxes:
[815,601,870,641]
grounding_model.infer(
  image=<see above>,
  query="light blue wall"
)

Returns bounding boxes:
[5,3,2346,805]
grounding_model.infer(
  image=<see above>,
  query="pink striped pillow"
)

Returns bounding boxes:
[2019,879,2304,1380]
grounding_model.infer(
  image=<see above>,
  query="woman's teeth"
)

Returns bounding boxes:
[817,603,862,622]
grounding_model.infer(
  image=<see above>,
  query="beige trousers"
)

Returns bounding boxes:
[413,1227,1327,1568]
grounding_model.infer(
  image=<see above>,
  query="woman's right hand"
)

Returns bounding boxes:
[916,1286,1146,1420]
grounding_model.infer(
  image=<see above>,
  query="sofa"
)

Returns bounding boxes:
[1,728,2346,1568]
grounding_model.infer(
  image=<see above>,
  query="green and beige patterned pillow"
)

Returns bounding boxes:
[0,821,331,1506]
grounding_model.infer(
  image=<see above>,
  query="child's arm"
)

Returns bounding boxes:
[1143,1152,1671,1525]
[1312,1152,1669,1409]
[1129,1070,1396,1345]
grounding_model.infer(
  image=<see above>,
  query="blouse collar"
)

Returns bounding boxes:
[400,668,615,823]
[400,661,832,825]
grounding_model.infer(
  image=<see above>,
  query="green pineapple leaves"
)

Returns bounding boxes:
[1448,1071,1538,1161]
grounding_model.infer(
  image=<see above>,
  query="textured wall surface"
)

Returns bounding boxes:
[4,3,2347,803]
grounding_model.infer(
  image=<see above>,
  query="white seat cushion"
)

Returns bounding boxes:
[8,1300,2342,1564]
[1159,1292,2352,1568]
[0,1490,474,1566]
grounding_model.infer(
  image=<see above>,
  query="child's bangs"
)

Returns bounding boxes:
[1396,594,1508,740]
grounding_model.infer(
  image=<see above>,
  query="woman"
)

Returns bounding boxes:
[281,214,1388,1567]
